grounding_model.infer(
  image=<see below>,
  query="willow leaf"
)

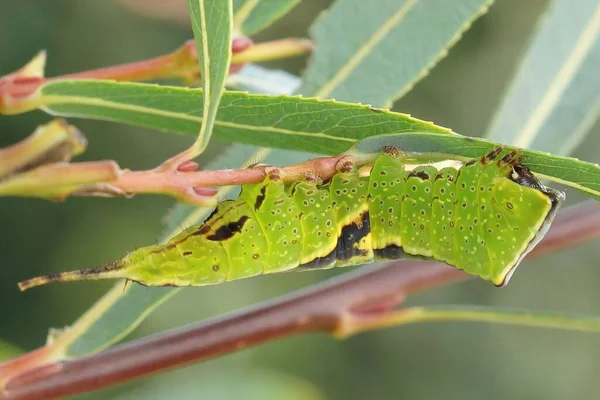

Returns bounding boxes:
[187,0,233,153]
[298,0,493,107]
[233,0,299,35]
[38,80,452,155]
[486,0,600,155]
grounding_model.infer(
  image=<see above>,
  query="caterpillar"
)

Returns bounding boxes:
[18,146,565,291]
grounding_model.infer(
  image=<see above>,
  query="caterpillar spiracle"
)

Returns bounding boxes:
[18,146,565,291]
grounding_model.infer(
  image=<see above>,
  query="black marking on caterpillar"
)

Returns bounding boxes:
[207,216,250,241]
[297,248,337,270]
[374,244,406,259]
[336,211,371,260]
[255,186,267,210]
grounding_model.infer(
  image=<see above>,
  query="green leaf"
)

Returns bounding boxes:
[485,0,600,156]
[233,0,299,35]
[38,80,452,155]
[187,0,233,154]
[347,132,600,199]
[298,0,493,107]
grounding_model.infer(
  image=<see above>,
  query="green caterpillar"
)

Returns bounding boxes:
[18,146,565,291]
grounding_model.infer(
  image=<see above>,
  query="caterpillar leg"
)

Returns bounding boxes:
[303,171,323,185]
[335,155,355,173]
[247,160,286,185]
[382,145,405,157]
[481,146,504,164]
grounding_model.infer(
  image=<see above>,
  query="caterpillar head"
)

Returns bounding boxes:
[510,163,565,210]
[490,162,565,286]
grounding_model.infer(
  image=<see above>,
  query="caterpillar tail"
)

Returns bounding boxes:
[17,244,169,291]
[18,261,127,291]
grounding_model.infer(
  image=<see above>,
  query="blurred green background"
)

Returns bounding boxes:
[2,0,600,399]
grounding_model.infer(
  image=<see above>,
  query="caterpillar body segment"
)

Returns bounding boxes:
[430,166,460,266]
[328,172,373,267]
[241,173,303,275]
[18,148,565,291]
[288,180,338,268]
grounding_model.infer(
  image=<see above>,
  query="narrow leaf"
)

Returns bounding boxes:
[486,0,600,155]
[188,0,233,154]
[298,0,493,107]
[38,80,452,155]
[233,0,300,35]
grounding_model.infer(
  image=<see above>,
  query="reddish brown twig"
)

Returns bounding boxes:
[108,153,347,205]
[57,37,253,84]
[0,37,312,115]
[0,132,347,205]
[2,200,599,400]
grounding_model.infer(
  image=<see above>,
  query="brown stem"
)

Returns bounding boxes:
[1,37,315,116]
[0,348,61,388]
[55,37,252,84]
[1,200,599,400]
[0,161,122,201]
[110,154,346,204]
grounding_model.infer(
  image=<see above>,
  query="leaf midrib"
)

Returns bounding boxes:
[41,95,357,143]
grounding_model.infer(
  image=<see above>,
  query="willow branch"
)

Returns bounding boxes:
[0,37,313,115]
[2,200,599,400]
[0,151,346,204]
[106,153,347,205]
